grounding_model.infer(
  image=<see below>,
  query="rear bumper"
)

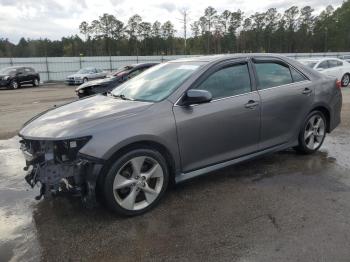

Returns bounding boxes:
[329,89,342,132]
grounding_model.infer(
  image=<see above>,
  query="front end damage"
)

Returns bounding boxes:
[19,137,103,207]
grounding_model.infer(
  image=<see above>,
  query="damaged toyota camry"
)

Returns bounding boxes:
[19,54,342,216]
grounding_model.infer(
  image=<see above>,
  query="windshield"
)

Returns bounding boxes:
[0,68,16,75]
[77,68,94,74]
[299,60,317,69]
[113,66,133,75]
[111,62,203,102]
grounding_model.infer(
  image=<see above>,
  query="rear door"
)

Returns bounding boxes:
[327,60,342,79]
[252,58,314,149]
[173,60,261,172]
[24,68,34,82]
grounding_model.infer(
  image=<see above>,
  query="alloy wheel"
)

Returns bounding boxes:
[34,79,39,86]
[342,74,350,87]
[113,156,164,211]
[12,81,18,89]
[304,115,325,150]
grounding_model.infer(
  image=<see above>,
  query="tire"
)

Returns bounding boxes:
[83,77,88,83]
[341,73,350,87]
[10,80,19,89]
[103,148,169,216]
[32,78,39,87]
[294,111,327,154]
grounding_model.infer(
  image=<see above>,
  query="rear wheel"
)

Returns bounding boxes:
[341,73,350,87]
[83,77,88,83]
[295,111,327,154]
[32,78,39,87]
[103,148,169,216]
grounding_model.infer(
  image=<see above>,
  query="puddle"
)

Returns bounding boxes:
[0,137,40,262]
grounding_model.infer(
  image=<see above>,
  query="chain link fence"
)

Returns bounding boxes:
[0,53,349,82]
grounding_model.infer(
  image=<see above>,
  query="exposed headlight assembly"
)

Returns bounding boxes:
[54,136,92,162]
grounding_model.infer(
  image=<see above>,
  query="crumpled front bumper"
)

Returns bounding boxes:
[20,140,104,207]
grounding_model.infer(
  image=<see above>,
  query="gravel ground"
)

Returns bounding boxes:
[0,86,350,262]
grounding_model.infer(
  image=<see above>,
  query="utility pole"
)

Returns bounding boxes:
[178,9,189,55]
[324,26,328,53]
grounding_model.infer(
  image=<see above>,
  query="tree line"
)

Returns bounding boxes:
[1,1,350,57]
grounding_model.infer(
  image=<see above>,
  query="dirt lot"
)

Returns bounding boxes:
[0,86,350,261]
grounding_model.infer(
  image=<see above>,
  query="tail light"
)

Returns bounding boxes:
[336,80,342,89]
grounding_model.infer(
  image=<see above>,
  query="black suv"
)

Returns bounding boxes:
[0,66,40,89]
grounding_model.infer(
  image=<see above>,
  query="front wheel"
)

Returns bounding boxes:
[10,80,19,89]
[295,111,327,154]
[103,148,169,216]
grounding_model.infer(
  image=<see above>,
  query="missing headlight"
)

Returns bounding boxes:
[54,136,91,163]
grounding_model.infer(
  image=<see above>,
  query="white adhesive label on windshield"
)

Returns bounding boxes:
[177,65,199,70]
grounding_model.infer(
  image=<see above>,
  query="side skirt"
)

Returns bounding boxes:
[175,141,297,183]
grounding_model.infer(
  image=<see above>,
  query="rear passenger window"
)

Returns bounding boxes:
[196,64,251,99]
[328,60,338,68]
[290,67,307,82]
[254,62,293,89]
[25,68,34,72]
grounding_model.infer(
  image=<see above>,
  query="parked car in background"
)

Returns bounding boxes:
[66,67,107,85]
[19,54,342,216]
[76,63,158,98]
[298,58,350,87]
[339,55,350,63]
[0,66,40,89]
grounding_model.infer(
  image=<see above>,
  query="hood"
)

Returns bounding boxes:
[0,74,13,78]
[76,77,118,91]
[67,73,88,79]
[19,95,153,140]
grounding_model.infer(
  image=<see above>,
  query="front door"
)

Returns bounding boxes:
[173,61,261,173]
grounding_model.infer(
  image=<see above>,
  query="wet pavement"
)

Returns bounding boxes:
[1,88,350,261]
[1,130,350,261]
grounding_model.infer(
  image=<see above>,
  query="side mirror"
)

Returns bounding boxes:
[182,89,212,106]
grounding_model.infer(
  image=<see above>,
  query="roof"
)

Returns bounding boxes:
[169,53,292,63]
[297,57,341,62]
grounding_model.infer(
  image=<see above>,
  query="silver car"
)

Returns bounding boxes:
[66,67,107,85]
[19,54,342,216]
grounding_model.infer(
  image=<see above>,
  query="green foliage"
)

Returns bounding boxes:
[1,1,350,57]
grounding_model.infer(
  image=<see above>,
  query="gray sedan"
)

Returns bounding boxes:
[19,54,342,216]
[65,67,107,85]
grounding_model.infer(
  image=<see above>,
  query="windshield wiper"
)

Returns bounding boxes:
[111,93,134,101]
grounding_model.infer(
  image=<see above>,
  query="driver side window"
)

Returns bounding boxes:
[196,63,251,100]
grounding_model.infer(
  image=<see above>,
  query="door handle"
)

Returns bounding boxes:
[245,100,259,109]
[302,88,312,95]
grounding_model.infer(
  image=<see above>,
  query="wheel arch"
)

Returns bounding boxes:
[309,105,331,133]
[98,140,177,189]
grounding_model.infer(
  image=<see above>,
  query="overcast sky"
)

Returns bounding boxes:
[0,0,343,43]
